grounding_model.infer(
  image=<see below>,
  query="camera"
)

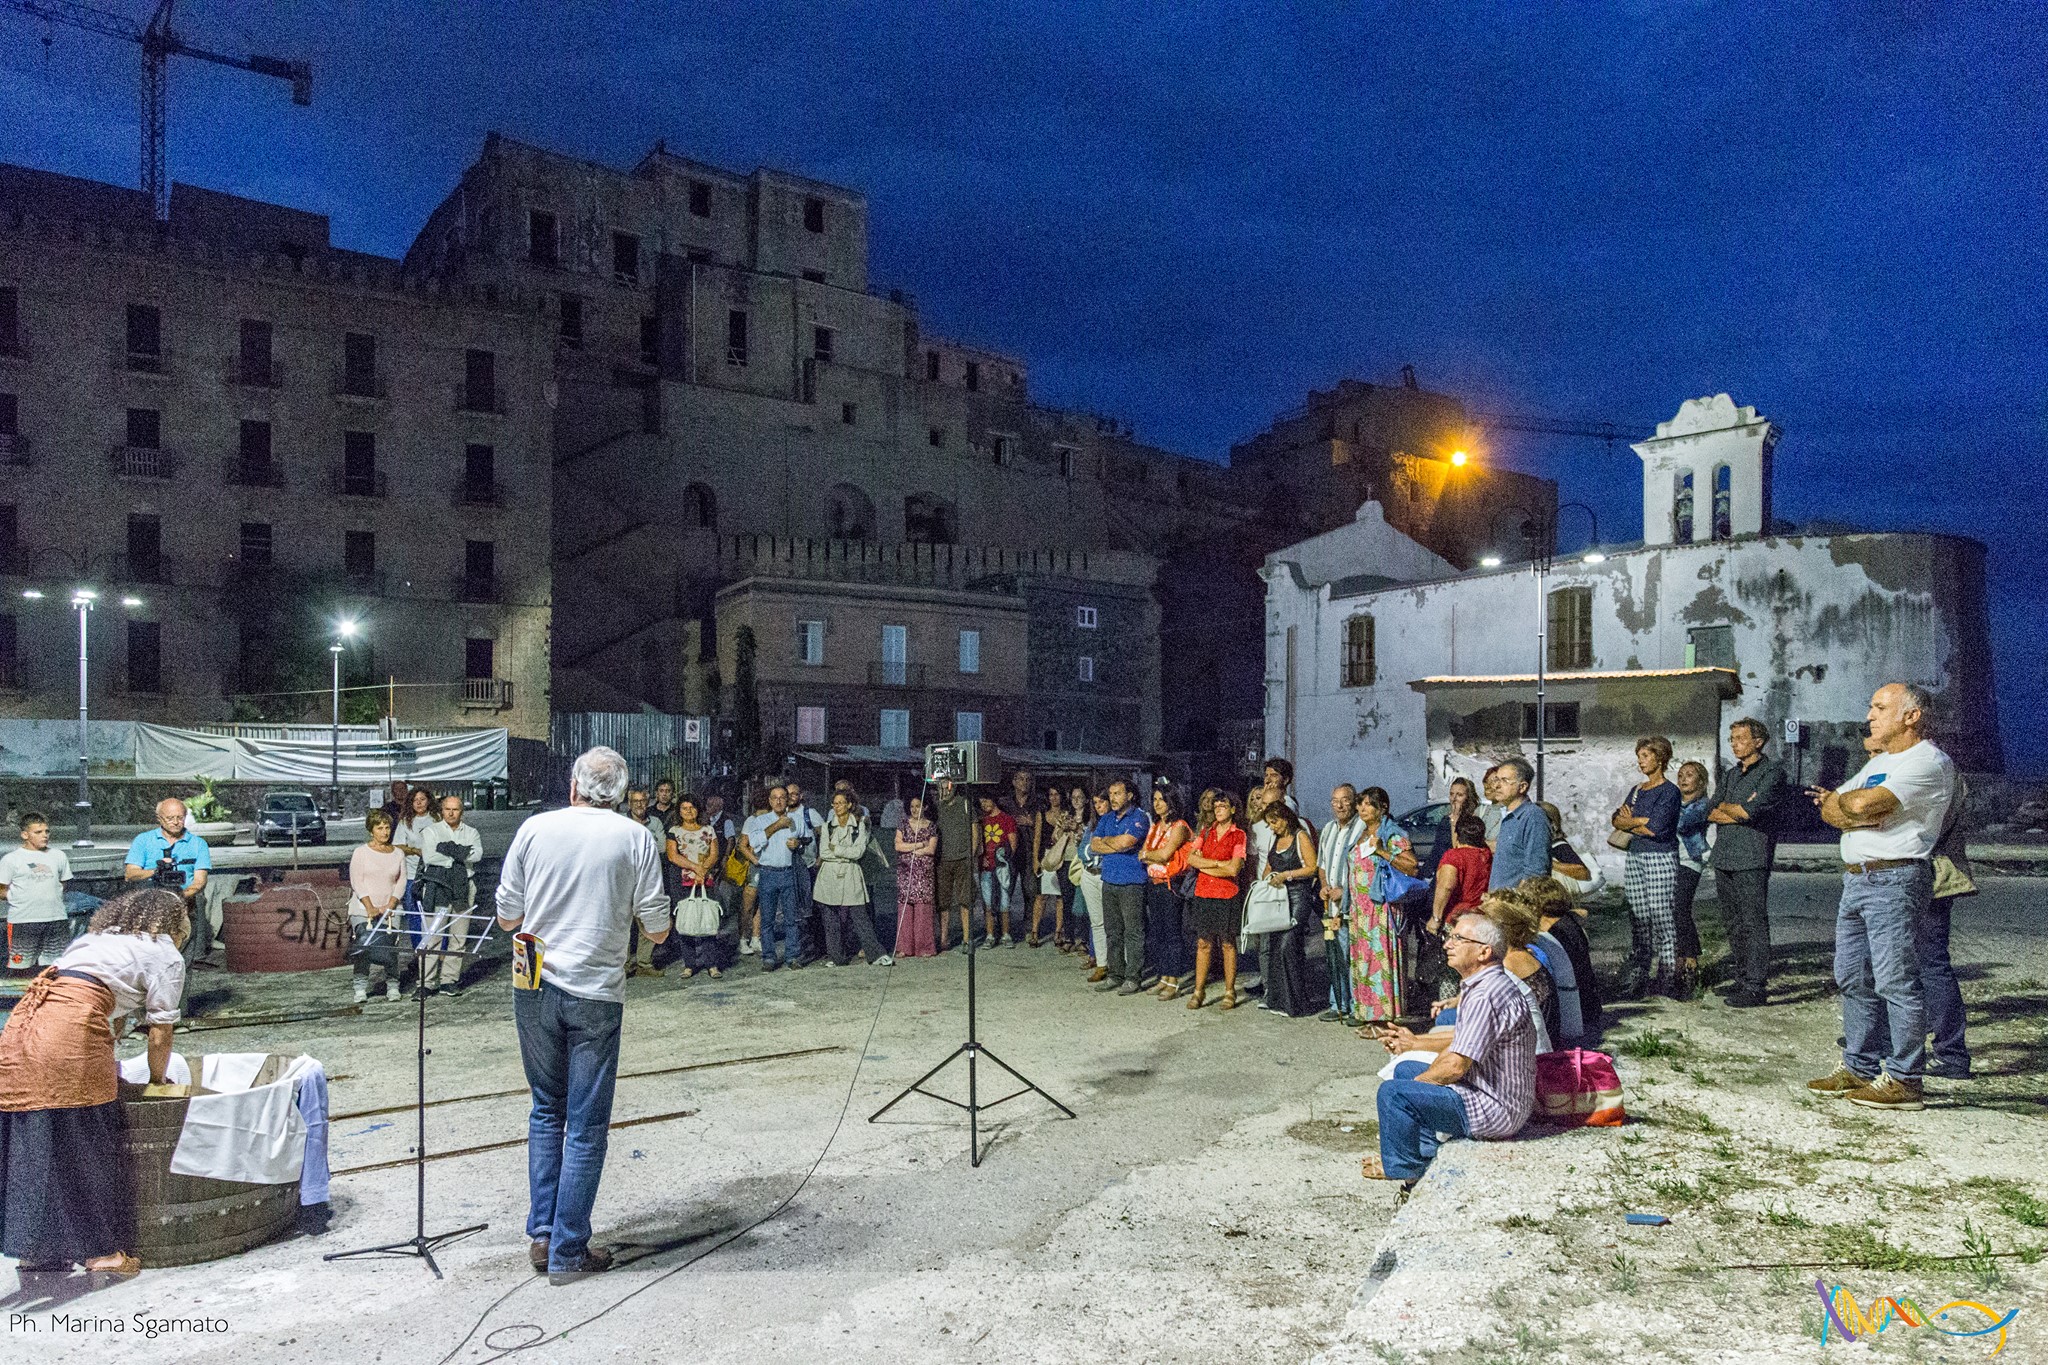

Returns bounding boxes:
[924,741,998,784]
[152,855,183,890]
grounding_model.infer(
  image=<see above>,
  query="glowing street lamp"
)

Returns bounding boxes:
[1449,449,1469,468]
[1479,554,1503,568]
[330,619,360,813]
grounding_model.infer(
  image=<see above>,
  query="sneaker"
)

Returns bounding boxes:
[1095,977,1124,992]
[1924,1058,1973,1081]
[352,981,369,1006]
[1725,987,1769,1009]
[1806,1066,1873,1096]
[872,954,894,966]
[1845,1074,1926,1111]
[1116,981,1143,996]
[739,938,758,956]
[1088,966,1109,983]
[386,981,401,1003]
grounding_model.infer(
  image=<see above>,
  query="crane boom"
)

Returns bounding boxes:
[1,0,310,220]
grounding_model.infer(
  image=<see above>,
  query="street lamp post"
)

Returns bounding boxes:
[1481,502,1601,802]
[330,619,358,816]
[72,589,95,847]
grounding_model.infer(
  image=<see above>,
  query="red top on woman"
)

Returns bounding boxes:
[1193,825,1246,899]
[1438,844,1492,920]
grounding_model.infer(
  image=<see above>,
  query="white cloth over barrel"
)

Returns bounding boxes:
[118,1051,316,1185]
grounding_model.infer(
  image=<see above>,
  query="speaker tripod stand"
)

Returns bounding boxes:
[869,929,1073,1166]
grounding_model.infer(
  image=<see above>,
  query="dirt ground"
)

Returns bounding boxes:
[2,872,2043,1364]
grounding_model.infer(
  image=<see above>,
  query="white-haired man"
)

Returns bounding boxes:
[1362,905,1535,1183]
[1805,683,1955,1111]
[495,746,670,1283]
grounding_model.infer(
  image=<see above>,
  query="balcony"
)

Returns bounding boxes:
[124,349,166,375]
[226,355,283,388]
[339,569,388,596]
[455,573,500,603]
[0,433,29,466]
[330,467,388,498]
[456,384,506,415]
[867,661,926,688]
[453,480,505,508]
[107,553,173,586]
[112,445,181,480]
[333,366,386,401]
[226,457,285,489]
[460,677,513,709]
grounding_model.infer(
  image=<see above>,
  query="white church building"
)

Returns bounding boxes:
[1261,394,1999,870]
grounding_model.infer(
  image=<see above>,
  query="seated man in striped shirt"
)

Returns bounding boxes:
[1362,902,1537,1184]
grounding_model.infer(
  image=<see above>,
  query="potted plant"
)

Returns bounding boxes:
[187,777,239,846]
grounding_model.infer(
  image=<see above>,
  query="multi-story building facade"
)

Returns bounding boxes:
[0,166,551,738]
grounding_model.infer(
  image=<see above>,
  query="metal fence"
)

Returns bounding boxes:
[548,712,714,796]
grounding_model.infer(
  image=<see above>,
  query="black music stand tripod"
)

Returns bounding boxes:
[869,923,1074,1166]
[325,917,492,1277]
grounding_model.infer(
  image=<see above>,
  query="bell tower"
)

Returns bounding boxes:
[1632,394,1778,547]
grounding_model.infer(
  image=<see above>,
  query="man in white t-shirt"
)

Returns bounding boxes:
[495,745,669,1283]
[1804,682,1955,1111]
[1,811,73,972]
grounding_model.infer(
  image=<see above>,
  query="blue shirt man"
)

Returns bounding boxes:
[1487,763,1550,890]
[124,797,213,897]
[1091,791,1152,886]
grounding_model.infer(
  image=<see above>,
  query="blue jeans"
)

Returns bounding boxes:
[513,981,624,1272]
[757,866,800,965]
[1836,862,1931,1084]
[977,868,1012,935]
[1920,896,1968,1071]
[1377,1073,1470,1181]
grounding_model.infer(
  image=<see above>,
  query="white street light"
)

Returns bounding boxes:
[330,620,361,813]
[1582,551,1607,564]
[1479,555,1503,569]
[20,589,42,600]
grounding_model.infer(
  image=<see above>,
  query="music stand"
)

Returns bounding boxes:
[325,906,495,1277]
[869,781,1073,1165]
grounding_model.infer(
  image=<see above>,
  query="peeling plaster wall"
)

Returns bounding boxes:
[1265,529,1997,826]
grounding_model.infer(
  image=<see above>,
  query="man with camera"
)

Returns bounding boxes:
[123,797,213,991]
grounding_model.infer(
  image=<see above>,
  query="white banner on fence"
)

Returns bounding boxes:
[135,724,507,782]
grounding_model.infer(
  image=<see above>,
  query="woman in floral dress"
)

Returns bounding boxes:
[892,794,939,958]
[1349,785,1418,1024]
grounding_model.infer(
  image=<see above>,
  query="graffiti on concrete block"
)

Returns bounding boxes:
[274,897,349,951]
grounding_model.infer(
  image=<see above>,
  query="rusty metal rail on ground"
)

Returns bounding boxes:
[331,1107,704,1176]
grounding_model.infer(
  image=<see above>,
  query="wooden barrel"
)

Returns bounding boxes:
[121,1093,300,1267]
[224,883,352,974]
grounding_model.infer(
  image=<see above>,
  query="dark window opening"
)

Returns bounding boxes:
[527,209,558,266]
[237,419,274,481]
[0,392,17,436]
[0,613,16,688]
[639,314,660,365]
[812,326,834,364]
[1689,624,1736,670]
[611,231,640,282]
[688,180,711,218]
[0,286,18,354]
[1521,701,1581,740]
[928,427,944,448]
[126,513,161,583]
[965,361,980,392]
[0,504,16,572]
[344,529,376,581]
[465,637,495,680]
[1712,464,1733,541]
[126,620,162,694]
[803,197,824,233]
[239,521,272,567]
[1673,471,1694,544]
[342,331,377,396]
[1547,586,1594,670]
[801,269,826,283]
[238,318,273,385]
[125,303,161,368]
[126,407,160,449]
[904,493,957,545]
[841,402,856,426]
[558,295,583,348]
[463,539,495,598]
[1342,615,1375,687]
[342,429,378,495]
[682,483,716,529]
[726,310,748,366]
[925,350,940,382]
[463,349,497,411]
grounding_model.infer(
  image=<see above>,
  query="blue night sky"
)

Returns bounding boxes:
[4,2,2042,769]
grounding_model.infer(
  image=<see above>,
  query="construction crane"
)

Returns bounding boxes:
[1473,411,1637,445]
[2,0,310,221]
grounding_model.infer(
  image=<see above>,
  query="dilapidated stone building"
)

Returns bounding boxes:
[1263,394,2000,863]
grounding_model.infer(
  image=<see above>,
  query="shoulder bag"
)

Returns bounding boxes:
[1242,876,1293,935]
[673,882,720,938]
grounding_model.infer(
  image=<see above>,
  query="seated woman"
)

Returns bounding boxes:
[1517,874,1600,1039]
[0,886,188,1276]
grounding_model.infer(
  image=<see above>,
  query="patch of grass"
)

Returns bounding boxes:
[1616,1028,1691,1059]
[1815,1222,1945,1274]
[1967,1178,2048,1228]
[1503,1321,1563,1365]
[1766,1265,1798,1295]
[1647,1102,1725,1134]
[1609,1252,1641,1294]
[1962,1218,2005,1295]
[1647,1162,1768,1210]
[1501,1213,1543,1230]
[1761,1202,1812,1229]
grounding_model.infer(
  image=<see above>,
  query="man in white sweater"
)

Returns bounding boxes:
[494,746,670,1283]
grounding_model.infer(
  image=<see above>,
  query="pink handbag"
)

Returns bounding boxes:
[1535,1049,1625,1127]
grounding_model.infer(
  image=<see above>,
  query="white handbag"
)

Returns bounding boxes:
[674,885,720,938]
[1242,878,1293,935]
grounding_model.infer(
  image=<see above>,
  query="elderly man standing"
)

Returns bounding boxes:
[418,794,485,996]
[1316,784,1367,1025]
[1363,905,1536,1184]
[124,796,213,987]
[745,784,805,971]
[1486,759,1548,889]
[495,746,668,1283]
[1708,717,1788,1008]
[1806,683,1955,1112]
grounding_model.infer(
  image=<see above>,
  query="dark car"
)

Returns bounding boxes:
[1395,801,1450,867]
[255,790,327,846]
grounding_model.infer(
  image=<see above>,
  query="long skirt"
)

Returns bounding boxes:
[1143,882,1192,980]
[0,970,133,1264]
[1263,890,1322,1016]
[1624,850,1680,974]
[894,897,937,957]
[1349,895,1405,1022]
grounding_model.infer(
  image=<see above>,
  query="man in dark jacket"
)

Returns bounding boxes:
[1708,717,1787,1007]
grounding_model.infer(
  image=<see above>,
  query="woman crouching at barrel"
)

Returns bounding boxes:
[0,886,188,1277]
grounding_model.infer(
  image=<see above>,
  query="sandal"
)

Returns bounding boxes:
[707,967,722,979]
[84,1252,141,1277]
[1186,990,1206,1010]
[676,967,694,979]
[1157,981,1180,1001]
[1219,990,1237,1011]
[1359,1156,1391,1181]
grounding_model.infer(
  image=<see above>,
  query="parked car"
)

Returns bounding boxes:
[255,790,327,846]
[1395,802,1450,868]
